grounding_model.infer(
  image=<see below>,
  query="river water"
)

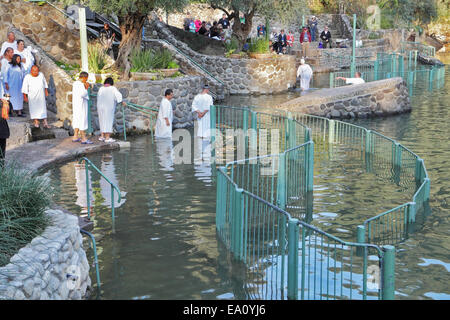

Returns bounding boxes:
[46,65,449,300]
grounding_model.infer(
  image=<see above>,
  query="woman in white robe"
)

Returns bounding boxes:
[4,54,25,116]
[22,65,49,128]
[297,58,313,91]
[72,72,92,144]
[14,40,34,74]
[192,85,213,139]
[97,77,123,143]
[155,89,174,139]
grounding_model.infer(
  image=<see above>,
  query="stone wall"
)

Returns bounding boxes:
[88,76,205,132]
[149,19,297,95]
[0,210,91,300]
[0,0,81,65]
[276,77,411,119]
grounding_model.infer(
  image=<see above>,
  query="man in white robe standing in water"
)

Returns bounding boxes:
[155,89,174,139]
[297,58,313,91]
[22,65,49,128]
[72,71,92,144]
[192,84,213,139]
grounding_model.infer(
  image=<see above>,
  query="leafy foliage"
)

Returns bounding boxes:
[87,42,108,73]
[130,48,178,72]
[0,163,53,266]
[248,38,270,54]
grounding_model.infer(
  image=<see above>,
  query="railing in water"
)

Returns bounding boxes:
[79,157,122,232]
[400,41,436,58]
[214,105,430,300]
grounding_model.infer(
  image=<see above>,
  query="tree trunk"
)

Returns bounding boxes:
[232,11,255,52]
[115,13,147,80]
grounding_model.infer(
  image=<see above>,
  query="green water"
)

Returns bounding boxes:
[47,66,449,300]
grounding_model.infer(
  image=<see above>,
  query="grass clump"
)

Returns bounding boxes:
[88,42,109,74]
[249,38,270,54]
[0,163,53,267]
[130,48,179,72]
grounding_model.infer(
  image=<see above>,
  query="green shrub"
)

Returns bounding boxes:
[0,163,53,266]
[224,38,239,53]
[88,43,108,74]
[249,38,270,54]
[131,48,178,72]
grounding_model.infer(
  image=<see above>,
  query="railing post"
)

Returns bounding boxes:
[122,104,127,141]
[329,72,334,88]
[374,60,379,81]
[428,67,434,91]
[111,185,115,233]
[409,201,417,223]
[351,14,356,76]
[306,142,314,193]
[381,245,395,300]
[232,188,245,261]
[243,108,249,156]
[413,50,418,69]
[210,105,217,163]
[84,161,91,220]
[277,153,286,210]
[365,130,373,173]
[287,219,299,300]
[356,225,366,256]
[328,120,335,144]
[393,143,402,185]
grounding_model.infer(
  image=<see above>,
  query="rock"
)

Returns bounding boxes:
[14,291,26,300]
[330,110,341,118]
[23,280,34,297]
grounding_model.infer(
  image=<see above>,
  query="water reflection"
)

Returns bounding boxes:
[74,163,92,215]
[100,153,127,208]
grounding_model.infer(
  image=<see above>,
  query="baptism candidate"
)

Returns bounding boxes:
[22,65,50,128]
[96,77,125,143]
[192,84,213,138]
[155,89,174,139]
[296,58,313,91]
[72,71,92,144]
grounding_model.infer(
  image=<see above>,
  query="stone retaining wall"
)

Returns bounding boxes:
[277,77,411,119]
[88,76,205,132]
[0,210,91,300]
[0,0,81,65]
[149,19,297,95]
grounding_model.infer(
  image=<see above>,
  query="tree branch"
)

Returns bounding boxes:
[210,3,235,21]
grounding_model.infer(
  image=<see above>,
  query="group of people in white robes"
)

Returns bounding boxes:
[0,31,48,126]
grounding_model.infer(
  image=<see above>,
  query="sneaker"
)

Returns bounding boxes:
[99,137,105,142]
[72,138,81,142]
[81,140,94,145]
[105,138,116,143]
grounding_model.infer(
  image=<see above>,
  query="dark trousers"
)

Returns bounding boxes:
[0,138,6,167]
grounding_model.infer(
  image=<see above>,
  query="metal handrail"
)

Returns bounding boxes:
[79,157,122,232]
[80,229,101,295]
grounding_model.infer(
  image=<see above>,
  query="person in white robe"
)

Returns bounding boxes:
[22,65,49,128]
[155,89,174,139]
[297,58,313,91]
[4,54,25,116]
[96,77,125,143]
[192,85,213,139]
[14,40,34,74]
[72,71,92,144]
[0,32,17,56]
[1,48,15,96]
[336,72,366,85]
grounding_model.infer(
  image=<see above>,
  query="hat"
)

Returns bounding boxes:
[203,84,210,89]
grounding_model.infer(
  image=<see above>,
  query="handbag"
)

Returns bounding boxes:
[1,101,9,120]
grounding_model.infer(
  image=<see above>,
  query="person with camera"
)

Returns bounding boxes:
[0,93,12,167]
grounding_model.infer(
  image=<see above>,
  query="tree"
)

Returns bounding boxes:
[378,0,438,28]
[207,0,308,51]
[57,0,188,78]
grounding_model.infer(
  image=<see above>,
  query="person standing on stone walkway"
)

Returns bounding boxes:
[192,84,213,139]
[297,58,313,91]
[155,89,174,140]
[308,16,318,42]
[0,48,14,99]
[22,65,49,129]
[72,72,92,144]
[5,54,25,117]
[300,26,312,58]
[1,32,17,57]
[320,26,332,48]
[97,77,125,143]
[0,94,12,168]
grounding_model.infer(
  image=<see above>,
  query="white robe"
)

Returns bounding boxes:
[297,64,313,91]
[1,41,17,56]
[72,80,89,131]
[345,77,365,85]
[192,93,213,138]
[97,85,122,133]
[22,72,48,119]
[15,47,34,74]
[0,58,8,97]
[155,97,173,139]
[5,65,25,111]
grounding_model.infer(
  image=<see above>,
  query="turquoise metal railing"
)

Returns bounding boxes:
[400,41,435,58]
[213,105,396,300]
[80,229,101,294]
[79,157,122,232]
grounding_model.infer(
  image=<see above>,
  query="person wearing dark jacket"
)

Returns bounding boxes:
[320,26,332,48]
[0,94,12,167]
[277,30,287,54]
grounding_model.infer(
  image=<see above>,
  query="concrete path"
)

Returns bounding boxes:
[5,136,129,172]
